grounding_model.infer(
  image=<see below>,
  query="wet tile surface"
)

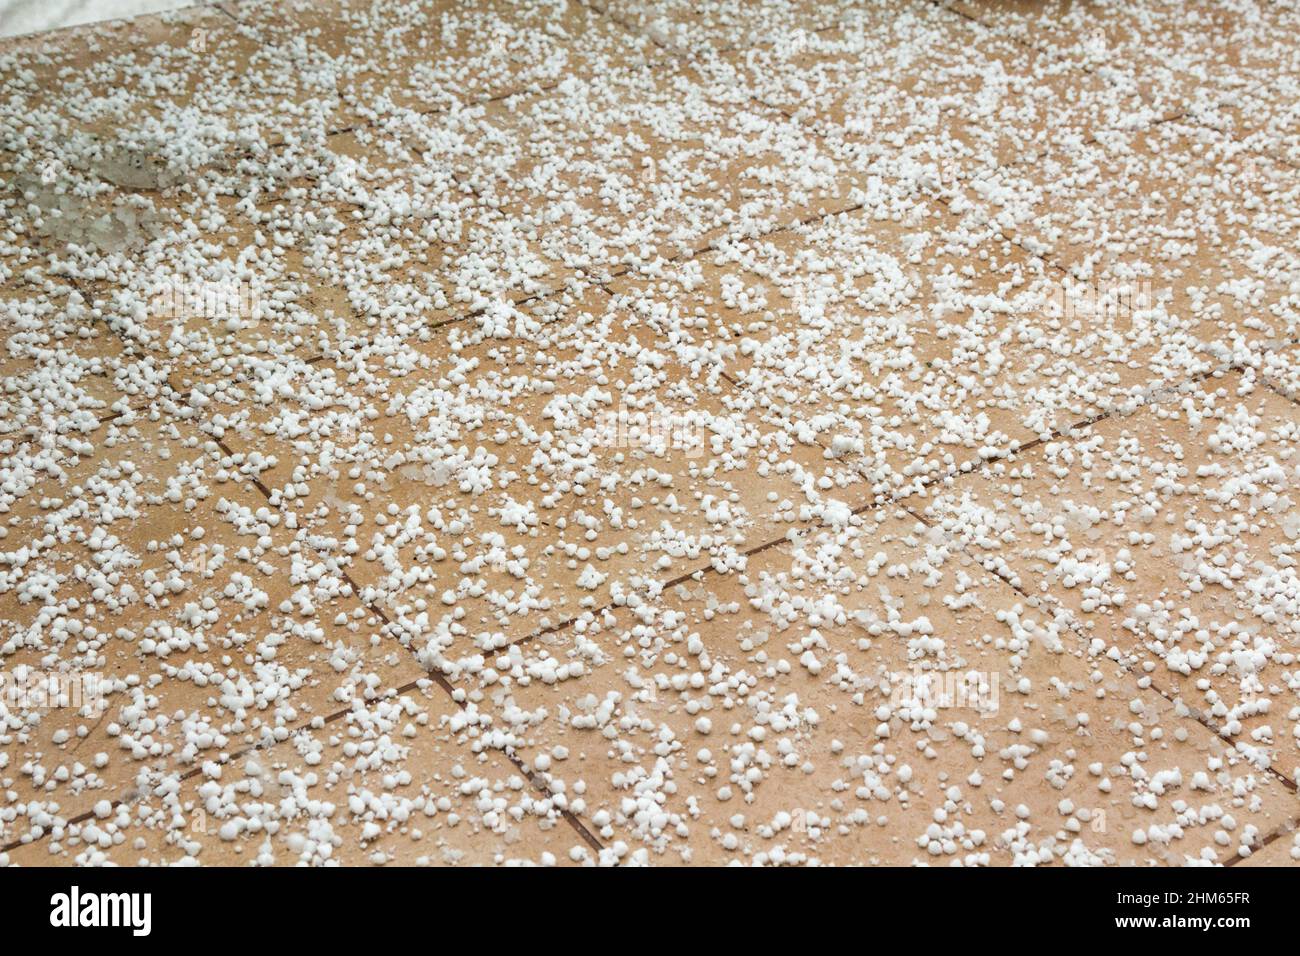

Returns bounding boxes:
[2,0,1299,866]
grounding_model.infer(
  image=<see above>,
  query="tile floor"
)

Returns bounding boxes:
[0,0,196,40]
[0,0,1298,867]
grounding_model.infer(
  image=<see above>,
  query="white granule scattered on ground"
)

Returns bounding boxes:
[0,0,1297,867]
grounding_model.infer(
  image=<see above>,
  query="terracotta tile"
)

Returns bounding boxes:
[4,166,353,419]
[3,685,594,865]
[465,509,1297,864]
[0,6,263,143]
[0,412,425,846]
[216,0,655,128]
[920,371,1300,780]
[611,191,1233,506]
[105,116,612,332]
[1190,76,1300,169]
[948,0,1295,123]
[5,77,621,367]
[0,260,140,439]
[1236,821,1300,866]
[450,64,866,279]
[704,8,1155,188]
[1257,342,1300,402]
[6,0,1299,870]
[591,0,874,58]
[949,123,1300,355]
[204,284,866,652]
[8,124,490,406]
[0,0,654,151]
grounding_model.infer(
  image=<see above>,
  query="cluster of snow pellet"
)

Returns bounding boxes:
[3,0,1299,866]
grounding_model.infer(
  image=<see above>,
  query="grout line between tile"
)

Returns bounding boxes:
[904,502,1300,864]
[9,0,1295,867]
[1224,816,1297,867]
[0,674,434,856]
[932,0,1298,173]
[10,277,608,861]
